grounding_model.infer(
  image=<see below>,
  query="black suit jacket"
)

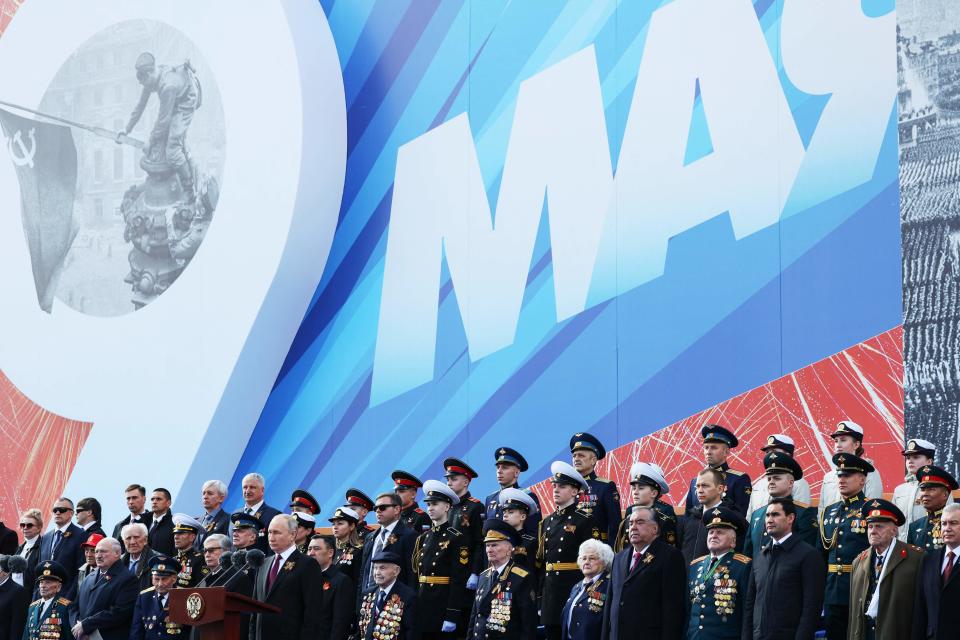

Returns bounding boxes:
[14,535,41,596]
[76,561,139,640]
[79,522,106,544]
[121,547,159,591]
[358,520,416,594]
[0,523,16,555]
[147,511,176,557]
[250,549,323,640]
[38,524,85,599]
[111,512,153,549]
[359,580,417,640]
[0,578,27,640]
[742,534,825,640]
[320,564,355,640]
[912,546,960,640]
[602,538,685,640]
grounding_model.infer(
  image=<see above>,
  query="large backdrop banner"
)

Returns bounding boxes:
[0,0,919,525]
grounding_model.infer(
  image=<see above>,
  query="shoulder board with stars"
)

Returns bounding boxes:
[732,554,751,564]
[140,586,156,595]
[30,598,42,607]
[510,566,529,578]
[691,555,708,566]
[57,597,72,606]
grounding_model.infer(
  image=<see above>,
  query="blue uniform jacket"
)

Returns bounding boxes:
[578,472,622,542]
[560,571,609,640]
[483,486,542,535]
[684,551,751,639]
[130,587,185,639]
[684,463,752,517]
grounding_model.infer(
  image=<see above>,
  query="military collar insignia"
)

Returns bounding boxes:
[712,509,721,516]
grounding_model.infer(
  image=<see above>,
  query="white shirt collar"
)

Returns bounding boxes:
[82,521,98,531]
[634,543,652,556]
[245,500,265,514]
[22,536,38,550]
[56,522,71,534]
[773,532,793,545]
[493,561,510,575]
[276,544,297,563]
[379,579,396,596]
[380,521,398,537]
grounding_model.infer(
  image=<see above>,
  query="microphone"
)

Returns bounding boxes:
[219,551,234,570]
[232,549,249,568]
[7,556,27,574]
[245,549,265,568]
[210,549,264,589]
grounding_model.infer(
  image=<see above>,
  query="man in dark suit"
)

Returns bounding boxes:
[913,503,960,640]
[240,473,282,552]
[38,498,85,599]
[358,551,417,640]
[120,522,159,590]
[0,555,28,640]
[197,480,231,547]
[358,493,416,595]
[743,497,825,640]
[602,506,685,640]
[76,498,107,544]
[147,488,176,556]
[111,484,153,550]
[307,535,355,640]
[250,514,323,640]
[72,536,138,640]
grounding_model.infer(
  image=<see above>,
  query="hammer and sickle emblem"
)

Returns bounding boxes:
[8,128,36,168]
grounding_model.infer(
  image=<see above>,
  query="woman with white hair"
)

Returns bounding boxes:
[561,539,613,640]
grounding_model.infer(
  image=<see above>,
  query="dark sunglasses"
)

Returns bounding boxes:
[373,504,397,512]
[18,523,35,529]
[76,508,89,513]
[51,507,72,514]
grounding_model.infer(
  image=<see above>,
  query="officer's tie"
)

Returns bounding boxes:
[50,530,63,558]
[944,550,955,583]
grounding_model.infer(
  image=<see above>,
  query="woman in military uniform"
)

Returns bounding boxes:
[468,520,537,639]
[412,480,471,639]
[330,506,365,589]
[615,462,677,551]
[23,561,72,640]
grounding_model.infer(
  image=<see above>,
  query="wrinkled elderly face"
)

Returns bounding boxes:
[920,485,949,512]
[373,561,400,586]
[942,509,960,546]
[268,515,296,553]
[571,450,597,474]
[867,521,897,550]
[152,573,177,595]
[174,531,196,551]
[577,547,604,578]
[123,531,147,555]
[202,485,224,510]
[37,577,61,599]
[706,527,736,553]
[242,478,265,505]
[485,540,512,566]
[232,527,257,550]
[203,538,224,570]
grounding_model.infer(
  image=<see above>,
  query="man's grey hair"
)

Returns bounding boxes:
[121,523,148,540]
[205,533,234,553]
[943,503,960,518]
[202,480,228,498]
[577,539,615,570]
[272,514,298,535]
[98,537,123,554]
[242,473,265,487]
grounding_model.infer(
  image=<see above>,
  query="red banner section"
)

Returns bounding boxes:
[532,328,905,513]
[0,370,93,535]
[0,0,20,36]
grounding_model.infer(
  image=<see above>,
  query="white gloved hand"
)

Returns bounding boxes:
[466,573,479,589]
[441,620,457,632]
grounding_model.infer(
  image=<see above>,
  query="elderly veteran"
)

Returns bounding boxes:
[467,519,537,639]
[561,538,613,640]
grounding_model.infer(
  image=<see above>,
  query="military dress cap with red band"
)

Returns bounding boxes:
[763,451,804,480]
[81,532,106,549]
[761,433,796,455]
[700,424,739,448]
[830,420,864,440]
[345,488,375,511]
[917,464,960,491]
[443,457,479,479]
[391,469,425,490]
[860,499,906,526]
[494,447,529,472]
[290,489,321,514]
[832,452,875,476]
[902,438,936,458]
[569,432,607,459]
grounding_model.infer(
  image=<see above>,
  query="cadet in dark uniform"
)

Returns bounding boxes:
[23,561,72,640]
[743,452,817,557]
[483,448,541,536]
[172,513,208,588]
[293,511,316,554]
[685,506,751,639]
[569,433,621,543]
[539,461,602,640]
[820,452,873,640]
[497,488,540,580]
[346,488,378,543]
[908,464,959,552]
[290,488,321,516]
[412,480,471,638]
[684,425,751,517]
[130,556,186,639]
[468,519,537,640]
[444,458,486,636]
[616,462,677,551]
[393,470,431,534]
[329,507,365,589]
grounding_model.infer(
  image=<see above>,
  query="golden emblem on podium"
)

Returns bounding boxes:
[185,592,205,620]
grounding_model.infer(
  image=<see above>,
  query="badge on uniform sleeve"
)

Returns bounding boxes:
[459,548,469,565]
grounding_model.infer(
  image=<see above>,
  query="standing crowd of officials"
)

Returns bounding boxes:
[0,421,959,640]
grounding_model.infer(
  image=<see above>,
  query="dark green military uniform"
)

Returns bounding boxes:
[413,521,471,634]
[744,500,817,557]
[685,552,752,639]
[908,509,944,552]
[23,596,73,640]
[616,501,678,552]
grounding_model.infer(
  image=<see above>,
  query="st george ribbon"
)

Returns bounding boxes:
[0,107,78,312]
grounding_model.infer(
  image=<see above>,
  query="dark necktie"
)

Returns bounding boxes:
[266,554,282,591]
[375,589,387,615]
[130,558,139,575]
[944,550,955,583]
[51,530,63,557]
[874,551,884,581]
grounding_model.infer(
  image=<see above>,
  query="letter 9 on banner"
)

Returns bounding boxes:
[0,1,345,516]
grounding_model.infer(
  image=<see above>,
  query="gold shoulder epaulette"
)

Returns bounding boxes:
[510,566,529,578]
[30,598,42,606]
[140,586,156,595]
[732,554,751,564]
[793,500,809,508]
[57,596,71,605]
[691,554,707,566]
[726,469,744,476]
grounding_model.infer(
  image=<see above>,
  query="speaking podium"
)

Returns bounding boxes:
[167,587,279,640]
